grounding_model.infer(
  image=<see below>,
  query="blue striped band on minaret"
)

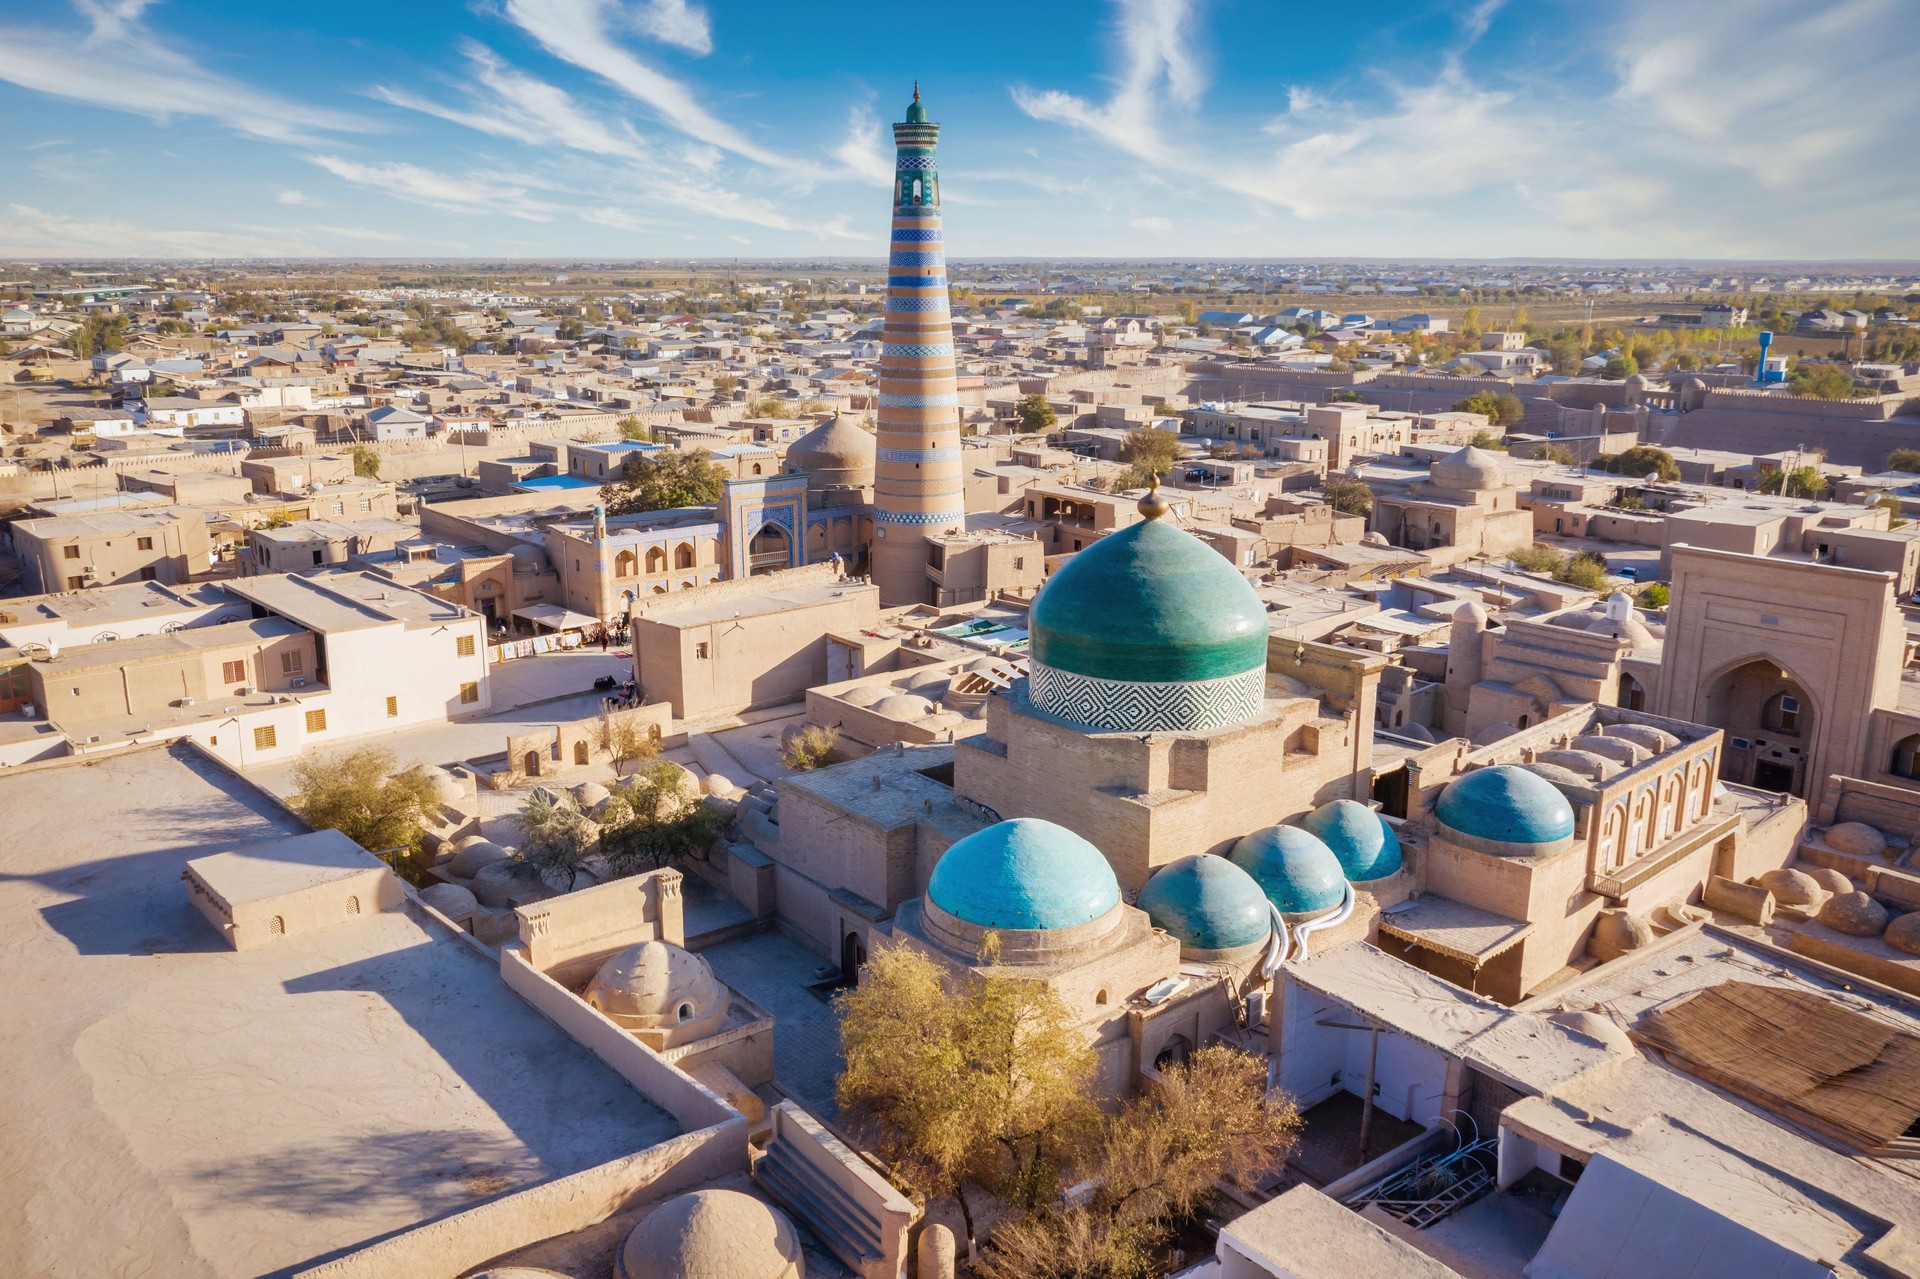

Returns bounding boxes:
[869,84,966,607]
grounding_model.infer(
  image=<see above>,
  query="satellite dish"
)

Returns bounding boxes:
[1644,472,1659,483]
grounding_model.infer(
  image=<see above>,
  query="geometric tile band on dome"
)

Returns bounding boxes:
[1029,662,1265,733]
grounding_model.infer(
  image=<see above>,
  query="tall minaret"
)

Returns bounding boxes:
[870,84,965,606]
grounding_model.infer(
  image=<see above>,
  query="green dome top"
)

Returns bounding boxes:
[1031,510,1268,684]
[905,84,928,123]
[928,819,1120,931]
[1138,854,1272,952]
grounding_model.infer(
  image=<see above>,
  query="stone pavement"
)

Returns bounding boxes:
[698,930,845,1118]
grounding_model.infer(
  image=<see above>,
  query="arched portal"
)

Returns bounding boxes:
[747,522,792,575]
[1701,658,1813,795]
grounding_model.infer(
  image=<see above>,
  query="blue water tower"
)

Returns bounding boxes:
[1755,331,1787,385]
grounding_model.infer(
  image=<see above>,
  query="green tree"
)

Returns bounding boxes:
[349,443,380,479]
[1875,493,1908,528]
[67,313,130,359]
[1015,393,1059,435]
[977,1046,1301,1279]
[1787,363,1859,399]
[512,790,598,891]
[1758,464,1823,498]
[779,724,840,771]
[597,713,661,777]
[1537,443,1578,465]
[1321,475,1374,517]
[1637,583,1670,608]
[749,395,794,418]
[1452,390,1525,426]
[616,414,649,441]
[837,942,1099,1255]
[596,762,725,873]
[713,373,739,396]
[1601,354,1639,380]
[1560,551,1609,591]
[1118,425,1180,479]
[1509,544,1566,575]
[1887,448,1920,474]
[601,449,727,516]
[1467,429,1508,452]
[1604,446,1680,482]
[292,747,441,861]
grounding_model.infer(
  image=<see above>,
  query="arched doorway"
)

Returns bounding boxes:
[574,740,589,765]
[1618,672,1645,711]
[748,522,792,575]
[840,930,866,986]
[524,749,541,777]
[1701,658,1812,795]
[1892,734,1920,779]
[1154,1034,1193,1072]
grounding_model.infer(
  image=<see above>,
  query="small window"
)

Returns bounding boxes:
[136,536,154,551]
[676,1001,695,1022]
[253,724,277,750]
[222,659,246,684]
[345,895,360,916]
[138,567,156,582]
[455,634,476,658]
[63,545,80,559]
[304,708,327,733]
[695,641,710,659]
[268,914,285,935]
[385,694,398,718]
[459,681,479,705]
[1013,556,1025,570]
[281,650,302,674]
[359,499,372,512]
[331,502,344,516]
[66,576,85,590]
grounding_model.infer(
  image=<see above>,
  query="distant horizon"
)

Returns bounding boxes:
[8,256,1920,272]
[2,1,1916,260]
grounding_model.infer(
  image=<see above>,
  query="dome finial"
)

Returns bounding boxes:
[1138,472,1169,521]
[913,80,920,101]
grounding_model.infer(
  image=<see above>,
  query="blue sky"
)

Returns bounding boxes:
[2,0,1917,260]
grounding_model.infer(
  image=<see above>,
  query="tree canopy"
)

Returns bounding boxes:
[1322,475,1374,517]
[837,942,1098,1252]
[1787,363,1860,400]
[292,746,441,862]
[349,443,380,479]
[601,449,727,516]
[1889,448,1920,474]
[1015,393,1059,435]
[1452,390,1526,426]
[1603,445,1680,482]
[596,762,725,874]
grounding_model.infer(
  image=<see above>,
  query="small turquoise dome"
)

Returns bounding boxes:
[1032,515,1268,686]
[1229,826,1346,916]
[928,818,1120,931]
[1436,765,1576,847]
[1302,800,1403,881]
[904,86,928,123]
[1137,854,1271,952]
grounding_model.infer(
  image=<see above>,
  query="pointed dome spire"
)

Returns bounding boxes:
[905,82,929,123]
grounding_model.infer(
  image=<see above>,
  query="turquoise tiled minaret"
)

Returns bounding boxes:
[870,84,965,606]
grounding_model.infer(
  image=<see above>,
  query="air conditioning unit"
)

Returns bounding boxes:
[238,685,253,695]
[292,677,307,688]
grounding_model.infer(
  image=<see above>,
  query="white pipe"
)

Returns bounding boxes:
[1294,881,1357,961]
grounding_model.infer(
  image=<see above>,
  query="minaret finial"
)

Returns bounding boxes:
[913,81,920,101]
[1138,472,1169,521]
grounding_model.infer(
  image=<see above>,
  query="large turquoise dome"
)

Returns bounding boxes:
[928,818,1120,930]
[1028,493,1269,733]
[1137,854,1272,952]
[1229,825,1347,916]
[1302,800,1403,881]
[1435,765,1576,850]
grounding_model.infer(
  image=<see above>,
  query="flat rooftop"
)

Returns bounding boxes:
[633,576,875,628]
[0,745,681,1279]
[226,568,471,631]
[0,579,233,630]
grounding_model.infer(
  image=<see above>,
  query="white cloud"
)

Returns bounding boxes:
[501,0,797,169]
[628,0,712,56]
[307,154,557,221]
[1012,0,1205,163]
[0,1,363,144]
[374,42,651,161]
[0,203,320,257]
[274,188,320,206]
[832,106,893,185]
[1130,215,1173,235]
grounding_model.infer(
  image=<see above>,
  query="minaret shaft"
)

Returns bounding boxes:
[870,88,964,607]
